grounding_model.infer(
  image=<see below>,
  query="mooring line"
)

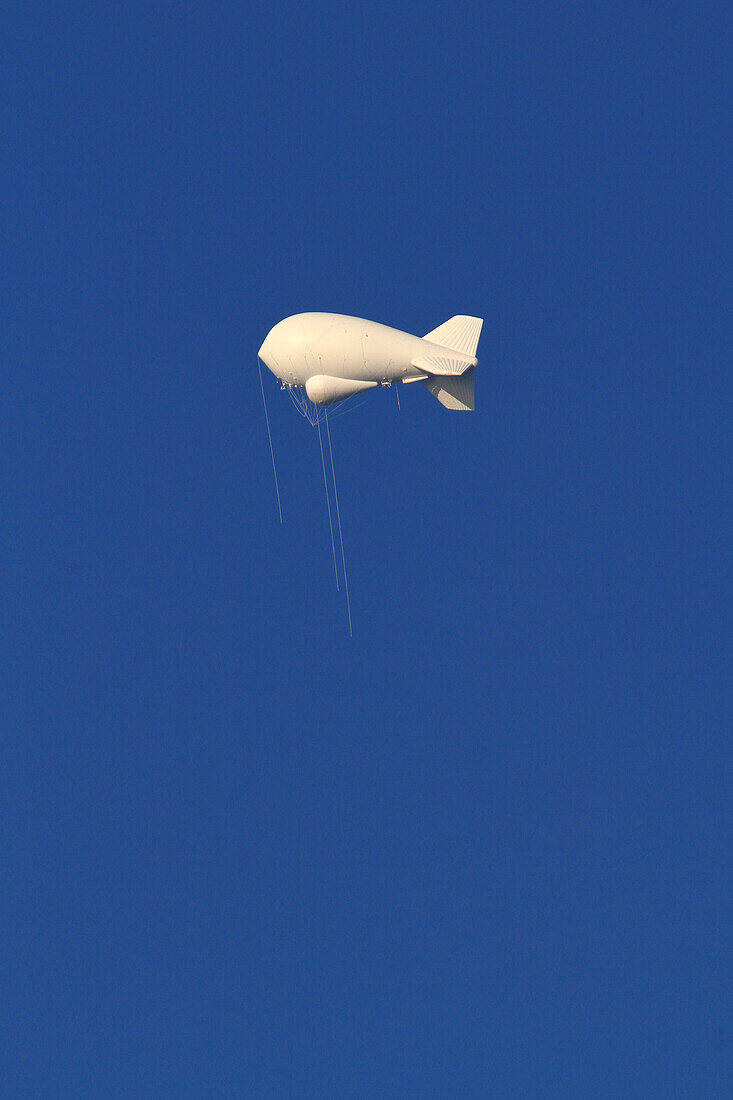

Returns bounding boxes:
[325,410,352,637]
[317,416,340,590]
[257,357,282,524]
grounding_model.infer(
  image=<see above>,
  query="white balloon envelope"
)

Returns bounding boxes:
[258,312,483,413]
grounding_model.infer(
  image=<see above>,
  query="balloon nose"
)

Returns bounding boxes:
[258,319,290,380]
[258,331,278,375]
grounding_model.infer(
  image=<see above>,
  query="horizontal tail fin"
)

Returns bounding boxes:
[421,368,475,411]
[411,353,475,377]
[423,315,483,357]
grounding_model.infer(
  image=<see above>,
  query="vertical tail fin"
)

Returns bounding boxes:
[421,368,475,411]
[423,315,483,357]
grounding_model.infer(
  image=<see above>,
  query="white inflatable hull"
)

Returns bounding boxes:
[258,312,482,411]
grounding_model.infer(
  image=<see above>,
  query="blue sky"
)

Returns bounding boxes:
[3,2,730,1095]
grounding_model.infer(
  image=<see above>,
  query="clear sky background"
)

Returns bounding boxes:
[3,2,730,1095]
